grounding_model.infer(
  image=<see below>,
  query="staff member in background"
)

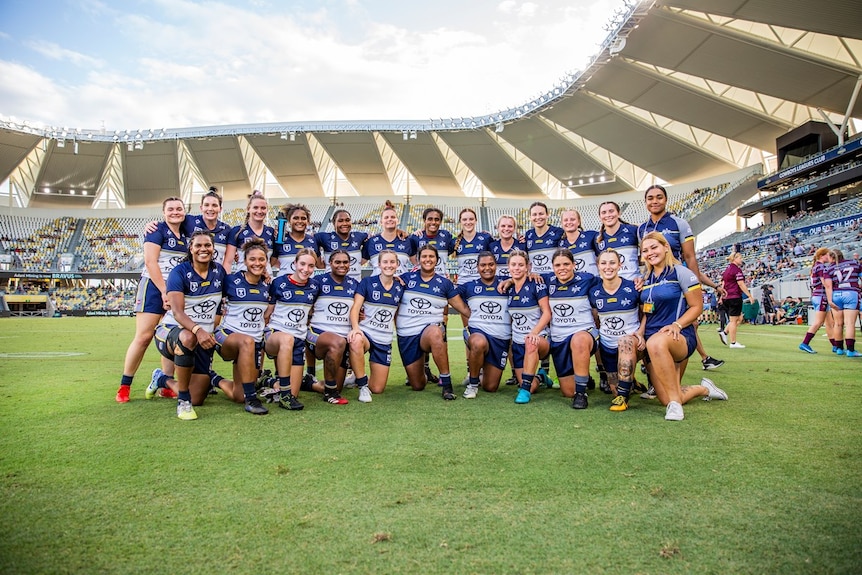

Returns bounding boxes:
[719,252,754,349]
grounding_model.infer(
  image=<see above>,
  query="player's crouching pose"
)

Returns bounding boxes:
[459,252,511,398]
[505,250,552,404]
[588,249,644,412]
[638,232,728,421]
[264,248,319,411]
[213,237,272,415]
[347,250,405,402]
[153,231,227,420]
[396,245,471,400]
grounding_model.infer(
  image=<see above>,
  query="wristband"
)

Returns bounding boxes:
[192,324,202,335]
[673,321,683,330]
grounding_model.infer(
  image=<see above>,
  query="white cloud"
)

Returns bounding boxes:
[25,41,104,68]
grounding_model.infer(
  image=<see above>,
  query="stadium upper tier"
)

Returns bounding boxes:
[1,0,860,209]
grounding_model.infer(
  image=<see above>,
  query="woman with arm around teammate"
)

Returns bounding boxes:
[505,250,552,404]
[263,248,320,411]
[212,238,272,415]
[347,250,405,402]
[223,191,275,275]
[396,245,471,400]
[719,252,754,348]
[559,209,598,276]
[588,249,645,411]
[153,230,227,420]
[638,232,727,421]
[116,197,186,403]
[798,247,836,353]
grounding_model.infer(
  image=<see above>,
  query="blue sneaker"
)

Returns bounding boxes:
[537,368,553,389]
[846,350,861,358]
[145,368,163,400]
[835,348,845,356]
[515,388,531,404]
[832,346,839,354]
[798,343,816,354]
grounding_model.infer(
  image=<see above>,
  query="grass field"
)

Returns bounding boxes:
[0,317,860,574]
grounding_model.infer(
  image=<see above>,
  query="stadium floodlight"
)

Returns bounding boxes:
[280,131,288,140]
[495,122,504,133]
[134,140,144,150]
[73,141,79,154]
[289,131,296,141]
[56,139,65,148]
[402,129,408,140]
[409,130,417,140]
[127,142,134,151]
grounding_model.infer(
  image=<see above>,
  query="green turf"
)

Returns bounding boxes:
[0,318,860,574]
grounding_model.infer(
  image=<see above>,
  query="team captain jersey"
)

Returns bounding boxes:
[268,275,320,340]
[395,271,459,337]
[546,272,597,342]
[355,276,405,345]
[308,273,359,338]
[459,276,511,340]
[219,271,271,341]
[507,279,549,345]
[588,277,640,349]
[162,260,226,332]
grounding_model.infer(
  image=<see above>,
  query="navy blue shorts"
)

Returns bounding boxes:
[468,328,510,370]
[550,328,598,378]
[598,343,619,374]
[154,324,213,374]
[264,328,305,365]
[510,338,549,370]
[214,327,264,369]
[306,326,350,368]
[135,278,166,314]
[366,332,393,367]
[397,323,443,366]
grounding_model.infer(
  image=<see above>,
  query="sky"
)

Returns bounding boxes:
[0,0,624,132]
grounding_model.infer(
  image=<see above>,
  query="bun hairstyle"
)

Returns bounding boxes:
[241,236,268,260]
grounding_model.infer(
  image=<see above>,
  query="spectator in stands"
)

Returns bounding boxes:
[638,232,728,421]
[799,248,835,353]
[719,252,754,348]
[223,191,275,274]
[637,184,725,371]
[828,248,862,357]
[116,197,187,403]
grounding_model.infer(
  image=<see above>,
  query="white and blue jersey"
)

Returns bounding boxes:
[525,225,564,278]
[308,274,359,338]
[363,233,414,276]
[219,272,271,341]
[315,230,368,282]
[640,265,700,339]
[559,230,599,276]
[453,232,492,285]
[489,238,526,279]
[410,230,455,277]
[273,233,318,278]
[589,278,640,350]
[162,261,226,332]
[268,276,319,340]
[637,213,694,261]
[355,276,404,345]
[396,271,459,337]
[546,272,597,342]
[507,279,549,345]
[595,223,641,280]
[142,222,187,280]
[459,277,511,340]
[184,215,231,265]
[227,224,276,272]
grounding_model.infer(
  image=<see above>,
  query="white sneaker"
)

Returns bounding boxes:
[729,342,746,348]
[463,385,478,399]
[358,386,372,403]
[665,401,684,421]
[640,385,656,399]
[701,378,728,401]
[718,330,728,346]
[343,370,357,388]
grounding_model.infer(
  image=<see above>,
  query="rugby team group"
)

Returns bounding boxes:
[115,186,734,422]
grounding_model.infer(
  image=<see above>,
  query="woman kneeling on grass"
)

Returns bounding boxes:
[347,250,405,402]
[638,232,728,421]
[263,248,319,411]
[588,249,644,412]
[153,230,228,420]
[396,245,471,400]
[213,237,271,415]
[505,250,552,405]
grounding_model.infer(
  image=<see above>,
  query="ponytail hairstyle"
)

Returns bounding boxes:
[812,247,829,265]
[454,207,478,253]
[240,190,267,235]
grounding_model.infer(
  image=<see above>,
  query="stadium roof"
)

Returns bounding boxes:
[1,0,861,209]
